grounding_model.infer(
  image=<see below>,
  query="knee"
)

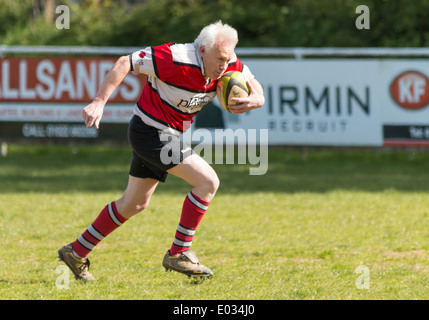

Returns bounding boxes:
[210,175,220,194]
[115,198,150,219]
[133,201,150,213]
[201,175,220,200]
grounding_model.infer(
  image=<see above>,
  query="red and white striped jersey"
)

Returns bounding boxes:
[130,42,254,134]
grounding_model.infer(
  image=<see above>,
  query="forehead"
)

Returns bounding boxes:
[210,40,235,59]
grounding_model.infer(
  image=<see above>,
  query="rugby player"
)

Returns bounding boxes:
[58,21,265,281]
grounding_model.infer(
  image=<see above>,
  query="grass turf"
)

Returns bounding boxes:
[0,144,428,300]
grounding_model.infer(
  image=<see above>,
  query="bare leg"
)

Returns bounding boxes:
[115,175,159,219]
[167,154,220,202]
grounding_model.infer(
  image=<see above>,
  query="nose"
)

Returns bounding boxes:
[220,61,228,70]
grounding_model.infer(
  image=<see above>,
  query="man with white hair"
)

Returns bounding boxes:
[58,21,265,281]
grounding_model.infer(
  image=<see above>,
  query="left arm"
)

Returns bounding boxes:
[228,78,265,114]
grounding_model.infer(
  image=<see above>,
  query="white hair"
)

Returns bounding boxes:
[194,21,238,52]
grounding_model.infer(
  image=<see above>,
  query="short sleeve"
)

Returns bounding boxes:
[130,47,157,77]
[241,64,254,82]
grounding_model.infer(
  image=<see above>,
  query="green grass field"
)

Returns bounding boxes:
[0,144,428,300]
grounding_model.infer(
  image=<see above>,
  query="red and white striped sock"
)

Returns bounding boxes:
[72,201,127,258]
[169,191,210,256]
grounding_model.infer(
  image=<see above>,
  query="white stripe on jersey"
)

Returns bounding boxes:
[170,43,202,68]
[130,42,254,133]
[148,78,215,114]
[133,104,182,136]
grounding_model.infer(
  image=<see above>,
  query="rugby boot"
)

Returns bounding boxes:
[57,243,95,281]
[162,250,213,279]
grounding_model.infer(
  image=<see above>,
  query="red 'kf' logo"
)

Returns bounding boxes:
[139,51,146,59]
[390,70,429,110]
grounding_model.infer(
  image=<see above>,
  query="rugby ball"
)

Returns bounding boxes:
[217,71,249,112]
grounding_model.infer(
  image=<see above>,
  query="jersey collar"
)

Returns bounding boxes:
[193,43,211,86]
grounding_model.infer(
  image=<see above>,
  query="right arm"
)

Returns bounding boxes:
[82,55,131,129]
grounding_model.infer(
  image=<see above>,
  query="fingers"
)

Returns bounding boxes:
[82,110,90,127]
[86,117,95,129]
[228,80,254,107]
[228,105,248,114]
[246,80,255,93]
[82,102,103,129]
[94,117,101,129]
[85,115,99,129]
[227,100,250,113]
[82,110,95,128]
[228,95,251,112]
[228,79,264,113]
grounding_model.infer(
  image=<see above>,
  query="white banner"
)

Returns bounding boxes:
[190,58,429,146]
[3,56,429,146]
[192,59,381,146]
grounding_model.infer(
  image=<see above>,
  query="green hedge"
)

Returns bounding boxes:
[1,0,429,47]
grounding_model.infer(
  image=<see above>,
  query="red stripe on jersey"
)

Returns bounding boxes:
[138,84,197,132]
[228,58,243,73]
[152,43,172,82]
[153,43,208,92]
[138,43,247,132]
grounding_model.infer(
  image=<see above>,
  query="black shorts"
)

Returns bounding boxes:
[128,115,193,182]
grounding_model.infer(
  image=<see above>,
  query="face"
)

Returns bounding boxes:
[200,39,235,80]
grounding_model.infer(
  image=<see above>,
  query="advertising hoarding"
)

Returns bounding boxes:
[2,56,429,146]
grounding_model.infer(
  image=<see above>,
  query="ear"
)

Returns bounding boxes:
[200,45,206,57]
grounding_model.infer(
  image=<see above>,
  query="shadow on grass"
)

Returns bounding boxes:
[1,144,429,194]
